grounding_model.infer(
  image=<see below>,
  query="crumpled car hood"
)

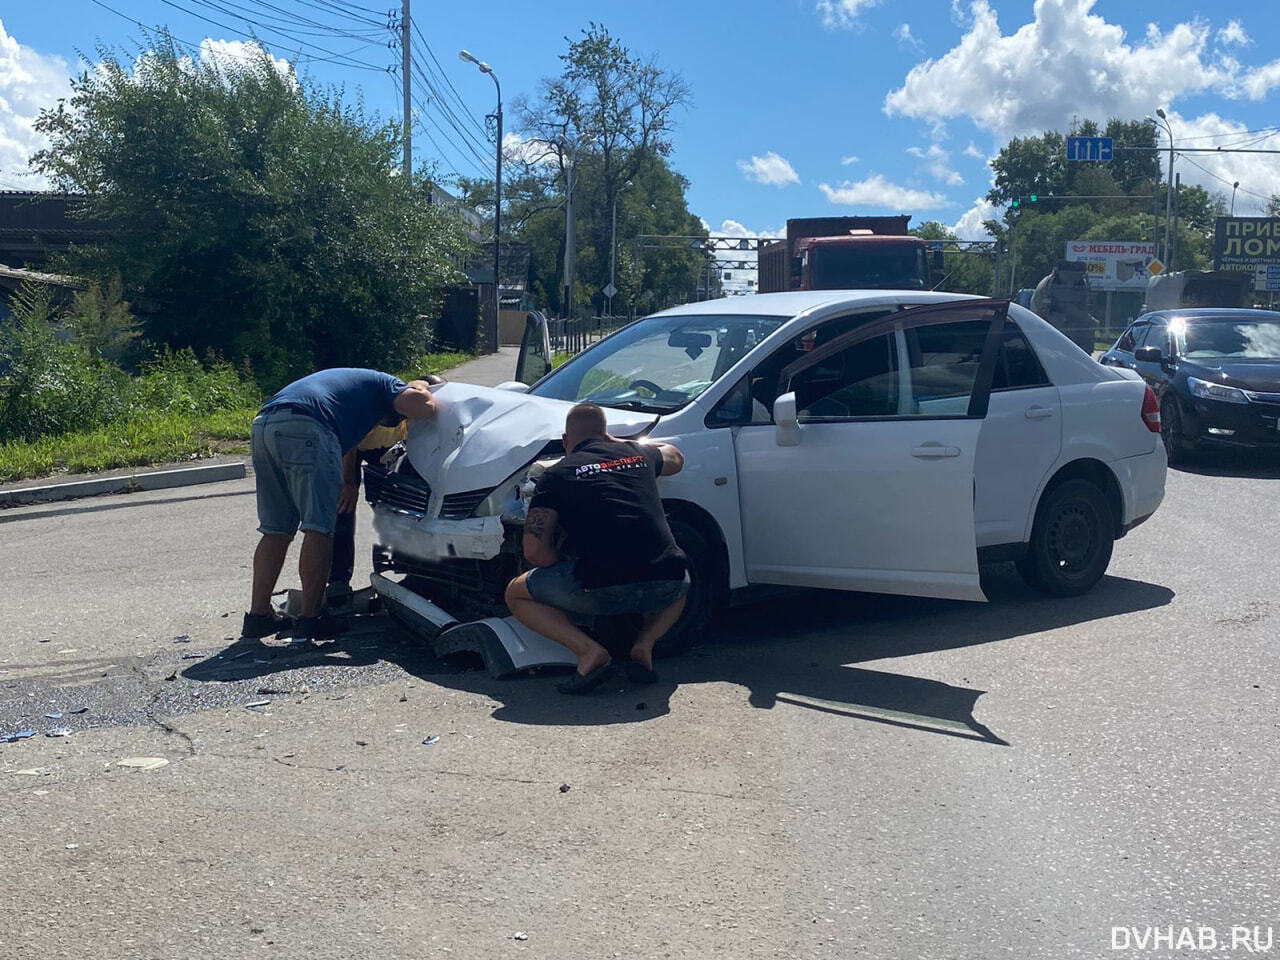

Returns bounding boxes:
[405,382,658,499]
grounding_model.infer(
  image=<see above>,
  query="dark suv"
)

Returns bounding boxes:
[1100,309,1280,462]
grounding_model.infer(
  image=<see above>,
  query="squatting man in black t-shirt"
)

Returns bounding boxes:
[504,403,689,694]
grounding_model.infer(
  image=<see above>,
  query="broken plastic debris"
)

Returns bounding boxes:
[422,735,440,746]
[65,843,78,850]
[2,729,37,742]
[46,729,71,738]
[245,700,271,708]
[116,757,169,771]
[38,638,50,643]
[558,784,571,794]
[164,672,178,681]
[69,707,88,714]
[44,712,62,719]
[174,635,191,643]
[513,932,529,941]
[15,768,46,776]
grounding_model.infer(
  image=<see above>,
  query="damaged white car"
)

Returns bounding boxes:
[366,292,1167,676]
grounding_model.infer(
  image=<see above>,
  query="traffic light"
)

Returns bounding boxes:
[1029,193,1038,202]
[1011,198,1020,208]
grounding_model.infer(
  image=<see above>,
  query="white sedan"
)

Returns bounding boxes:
[367,292,1167,673]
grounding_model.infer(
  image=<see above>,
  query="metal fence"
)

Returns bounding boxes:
[548,315,633,357]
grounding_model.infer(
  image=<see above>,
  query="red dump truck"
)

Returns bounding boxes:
[757,216,939,292]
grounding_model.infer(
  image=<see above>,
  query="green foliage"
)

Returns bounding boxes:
[127,348,259,418]
[32,33,469,387]
[911,221,995,296]
[62,275,140,364]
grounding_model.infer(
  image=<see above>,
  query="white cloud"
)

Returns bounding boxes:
[894,24,924,53]
[1217,20,1250,47]
[1157,111,1280,215]
[715,218,785,239]
[818,174,949,210]
[196,38,293,78]
[816,0,880,29]
[951,197,1000,240]
[963,140,985,160]
[502,131,556,166]
[884,0,1280,139]
[738,151,800,187]
[0,22,71,190]
[840,154,860,165]
[907,143,964,185]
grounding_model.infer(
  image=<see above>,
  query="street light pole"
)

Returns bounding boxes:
[1156,109,1174,265]
[460,50,502,352]
[608,180,632,317]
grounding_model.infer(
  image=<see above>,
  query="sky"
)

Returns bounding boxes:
[4,0,1280,253]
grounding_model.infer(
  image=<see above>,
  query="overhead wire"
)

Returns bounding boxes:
[1176,153,1274,202]
[412,20,487,140]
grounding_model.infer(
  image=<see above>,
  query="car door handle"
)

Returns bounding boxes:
[1024,405,1054,420]
[911,443,961,459]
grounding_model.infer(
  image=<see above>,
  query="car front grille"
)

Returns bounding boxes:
[1244,390,1280,405]
[367,465,490,521]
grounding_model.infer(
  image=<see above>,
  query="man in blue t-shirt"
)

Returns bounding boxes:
[244,368,437,641]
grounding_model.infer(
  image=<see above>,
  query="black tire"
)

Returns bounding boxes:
[1016,479,1115,597]
[594,517,720,660]
[1160,394,1197,465]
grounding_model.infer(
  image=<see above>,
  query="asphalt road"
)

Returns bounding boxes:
[1,456,1277,960]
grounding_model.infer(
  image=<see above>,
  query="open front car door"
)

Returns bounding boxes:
[733,299,1010,602]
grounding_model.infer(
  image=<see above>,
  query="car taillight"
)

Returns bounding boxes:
[1141,386,1161,433]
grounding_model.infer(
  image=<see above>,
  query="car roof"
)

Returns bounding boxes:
[1137,308,1280,322]
[653,290,980,318]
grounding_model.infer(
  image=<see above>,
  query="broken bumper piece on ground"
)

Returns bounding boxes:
[370,572,576,679]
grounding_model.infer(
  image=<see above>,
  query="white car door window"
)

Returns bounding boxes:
[734,300,1009,602]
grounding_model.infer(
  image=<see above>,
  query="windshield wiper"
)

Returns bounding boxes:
[599,399,670,413]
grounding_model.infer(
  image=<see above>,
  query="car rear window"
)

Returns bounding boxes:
[992,324,1050,390]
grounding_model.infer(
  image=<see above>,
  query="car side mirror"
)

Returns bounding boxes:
[774,391,800,446]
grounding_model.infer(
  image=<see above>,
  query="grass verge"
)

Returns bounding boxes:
[0,351,476,484]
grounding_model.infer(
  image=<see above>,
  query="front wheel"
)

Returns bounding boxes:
[1160,395,1197,465]
[1016,479,1115,597]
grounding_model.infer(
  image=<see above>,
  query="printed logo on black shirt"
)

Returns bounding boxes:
[574,454,647,478]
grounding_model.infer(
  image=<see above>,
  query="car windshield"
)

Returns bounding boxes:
[529,313,787,413]
[1175,317,1280,360]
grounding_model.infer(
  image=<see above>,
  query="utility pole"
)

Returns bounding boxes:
[1155,109,1174,265]
[1172,172,1181,272]
[563,151,577,317]
[459,49,501,352]
[400,0,411,177]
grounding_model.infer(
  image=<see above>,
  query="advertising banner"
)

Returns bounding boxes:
[1214,218,1280,283]
[1064,241,1158,291]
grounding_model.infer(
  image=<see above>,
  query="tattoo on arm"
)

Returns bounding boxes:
[525,507,554,541]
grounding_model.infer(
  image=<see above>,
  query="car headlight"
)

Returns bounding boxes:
[473,457,561,520]
[1188,377,1248,404]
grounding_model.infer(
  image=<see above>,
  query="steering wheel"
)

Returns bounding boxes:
[627,379,666,397]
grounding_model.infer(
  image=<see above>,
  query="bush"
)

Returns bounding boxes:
[0,285,129,442]
[127,348,259,418]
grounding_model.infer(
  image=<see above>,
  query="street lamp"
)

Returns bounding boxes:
[607,179,633,316]
[1155,108,1174,267]
[560,134,593,318]
[1232,181,1240,217]
[460,49,502,353]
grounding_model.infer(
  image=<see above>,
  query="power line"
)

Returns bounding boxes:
[1177,154,1274,203]
[412,20,487,140]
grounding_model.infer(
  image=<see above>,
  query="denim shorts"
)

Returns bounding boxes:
[251,410,343,537]
[526,560,689,616]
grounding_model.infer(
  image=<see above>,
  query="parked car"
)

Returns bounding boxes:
[1099,308,1280,463]
[368,292,1166,667]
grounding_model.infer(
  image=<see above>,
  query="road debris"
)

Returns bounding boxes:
[422,735,440,746]
[164,671,178,681]
[65,843,78,850]
[44,712,62,719]
[116,757,169,771]
[69,707,89,714]
[174,635,191,643]
[2,730,36,742]
[559,784,571,794]
[46,729,71,738]
[15,768,46,776]
[513,932,529,941]
[245,700,271,708]
[38,638,50,643]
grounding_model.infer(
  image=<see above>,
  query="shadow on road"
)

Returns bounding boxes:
[1171,448,1280,480]
[186,566,1173,741]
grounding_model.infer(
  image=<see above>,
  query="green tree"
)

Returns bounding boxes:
[910,221,995,296]
[62,274,140,365]
[32,34,469,386]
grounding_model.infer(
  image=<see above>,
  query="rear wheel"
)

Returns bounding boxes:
[1160,395,1197,465]
[1016,479,1115,597]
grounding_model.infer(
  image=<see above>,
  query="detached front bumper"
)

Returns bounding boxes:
[370,571,576,678]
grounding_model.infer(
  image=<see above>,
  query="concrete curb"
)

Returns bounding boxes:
[0,461,247,507]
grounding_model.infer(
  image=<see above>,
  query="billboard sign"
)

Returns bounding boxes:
[1064,240,1158,291]
[1214,217,1280,276]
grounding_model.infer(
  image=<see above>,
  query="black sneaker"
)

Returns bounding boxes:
[293,613,347,641]
[241,610,293,639]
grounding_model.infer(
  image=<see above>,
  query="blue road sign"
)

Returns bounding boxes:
[1066,136,1114,162]
[930,241,944,253]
